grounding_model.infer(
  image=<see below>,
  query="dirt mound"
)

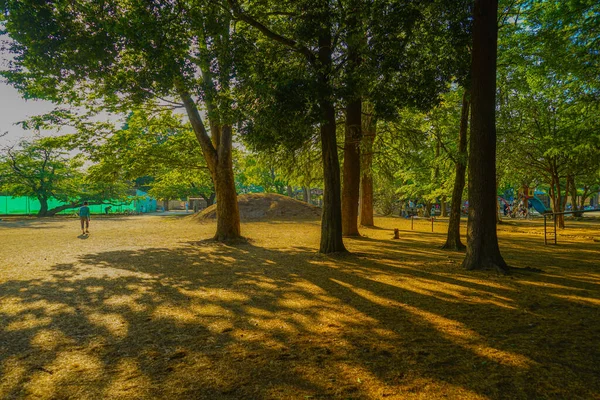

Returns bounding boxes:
[195,193,321,221]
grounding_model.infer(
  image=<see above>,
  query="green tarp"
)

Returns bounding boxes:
[0,196,137,215]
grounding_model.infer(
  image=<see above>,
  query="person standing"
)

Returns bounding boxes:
[79,201,91,235]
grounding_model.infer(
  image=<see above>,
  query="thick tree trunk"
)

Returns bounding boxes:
[46,201,107,217]
[461,0,508,273]
[47,202,78,217]
[579,186,590,212]
[522,185,529,209]
[549,169,566,229]
[318,32,346,254]
[286,185,294,198]
[213,125,241,241]
[567,174,582,217]
[341,14,362,236]
[441,196,448,217]
[342,99,362,236]
[302,187,310,203]
[200,193,216,207]
[178,86,242,241]
[320,100,346,253]
[561,174,569,217]
[549,172,561,226]
[360,103,376,227]
[37,197,49,217]
[442,90,469,251]
[424,201,432,218]
[360,174,374,226]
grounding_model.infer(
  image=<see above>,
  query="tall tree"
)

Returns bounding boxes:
[87,109,216,207]
[442,89,469,250]
[0,138,129,216]
[495,0,600,228]
[0,0,241,240]
[230,0,471,250]
[229,0,347,252]
[461,0,508,273]
[359,102,376,226]
[340,0,365,237]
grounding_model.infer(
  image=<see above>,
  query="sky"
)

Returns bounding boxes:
[0,81,58,146]
[0,34,70,147]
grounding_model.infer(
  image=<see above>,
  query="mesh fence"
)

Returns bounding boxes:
[0,196,141,215]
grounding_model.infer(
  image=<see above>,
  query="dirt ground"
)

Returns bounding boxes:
[0,213,598,399]
[196,193,322,221]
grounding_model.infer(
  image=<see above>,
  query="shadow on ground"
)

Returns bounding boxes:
[1,230,598,399]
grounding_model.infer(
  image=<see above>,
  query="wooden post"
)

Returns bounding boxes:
[411,215,414,230]
[544,214,547,245]
[394,228,400,239]
[554,213,557,245]
[431,217,434,232]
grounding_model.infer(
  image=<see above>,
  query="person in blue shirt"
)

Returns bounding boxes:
[79,201,91,235]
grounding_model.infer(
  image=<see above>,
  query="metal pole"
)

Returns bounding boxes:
[554,213,557,245]
[544,214,547,245]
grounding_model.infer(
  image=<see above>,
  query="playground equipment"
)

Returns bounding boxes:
[498,196,529,218]
[498,196,511,211]
[528,196,551,215]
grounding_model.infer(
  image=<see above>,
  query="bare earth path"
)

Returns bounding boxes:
[1,215,599,399]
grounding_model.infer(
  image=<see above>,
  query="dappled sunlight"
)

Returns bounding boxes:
[1,216,599,398]
[31,329,75,351]
[0,357,28,398]
[552,294,600,306]
[4,312,51,332]
[445,275,517,292]
[278,292,335,311]
[103,358,153,399]
[241,308,299,334]
[386,275,514,309]
[517,280,590,291]
[190,303,235,318]
[24,351,104,399]
[153,305,204,325]
[185,288,250,303]
[87,312,129,338]
[236,275,281,290]
[1,297,74,317]
[104,293,149,313]
[560,272,600,285]
[330,278,533,368]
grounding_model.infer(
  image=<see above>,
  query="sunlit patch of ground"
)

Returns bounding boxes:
[0,213,598,399]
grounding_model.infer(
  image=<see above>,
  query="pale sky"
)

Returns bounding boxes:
[0,82,58,146]
[0,34,72,147]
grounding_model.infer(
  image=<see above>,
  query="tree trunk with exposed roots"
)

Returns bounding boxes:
[461,0,508,273]
[318,32,346,253]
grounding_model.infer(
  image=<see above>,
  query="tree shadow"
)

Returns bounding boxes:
[0,217,70,230]
[1,236,598,399]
